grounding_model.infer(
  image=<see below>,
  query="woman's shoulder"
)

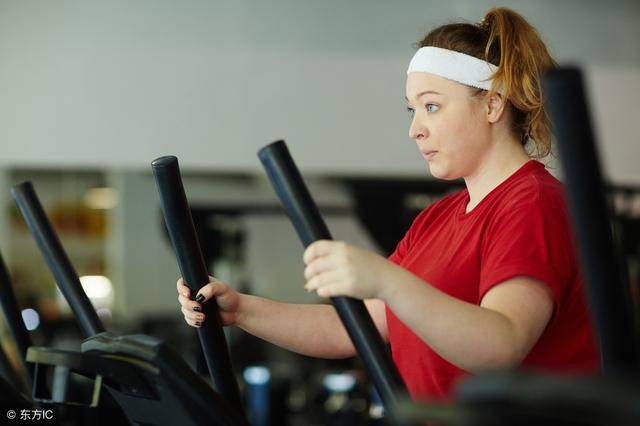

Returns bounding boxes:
[499,161,568,212]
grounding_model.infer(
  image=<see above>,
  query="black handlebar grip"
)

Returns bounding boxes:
[0,250,35,385]
[11,182,105,338]
[258,140,408,411]
[151,156,248,423]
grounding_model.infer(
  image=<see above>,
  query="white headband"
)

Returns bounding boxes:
[407,46,499,92]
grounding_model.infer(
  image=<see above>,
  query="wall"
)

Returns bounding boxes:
[0,0,638,180]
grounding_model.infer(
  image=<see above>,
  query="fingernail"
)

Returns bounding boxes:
[195,321,202,327]
[195,294,205,303]
[193,306,201,312]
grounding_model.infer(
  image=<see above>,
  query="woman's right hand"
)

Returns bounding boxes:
[176,276,242,328]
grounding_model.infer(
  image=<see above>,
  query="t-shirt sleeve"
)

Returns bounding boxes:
[479,201,576,315]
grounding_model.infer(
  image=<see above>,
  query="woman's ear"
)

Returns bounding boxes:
[486,92,507,124]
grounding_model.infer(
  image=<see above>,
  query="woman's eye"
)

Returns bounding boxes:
[426,103,440,113]
[406,107,415,117]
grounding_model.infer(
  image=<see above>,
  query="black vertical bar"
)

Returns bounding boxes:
[11,182,105,338]
[258,140,408,411]
[543,67,639,374]
[0,342,25,394]
[0,250,35,386]
[151,156,248,424]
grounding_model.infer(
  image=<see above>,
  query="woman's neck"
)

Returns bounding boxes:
[463,136,531,213]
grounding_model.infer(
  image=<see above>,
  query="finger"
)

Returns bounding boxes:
[182,306,206,323]
[315,283,349,298]
[176,278,190,298]
[195,280,228,303]
[303,240,344,264]
[304,255,339,281]
[184,316,203,328]
[178,293,204,313]
[304,270,344,293]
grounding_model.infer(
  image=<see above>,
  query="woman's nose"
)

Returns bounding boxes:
[409,117,426,140]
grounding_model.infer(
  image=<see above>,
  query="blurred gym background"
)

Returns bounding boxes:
[0,1,638,424]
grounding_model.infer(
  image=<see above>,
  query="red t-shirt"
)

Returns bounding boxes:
[386,160,600,401]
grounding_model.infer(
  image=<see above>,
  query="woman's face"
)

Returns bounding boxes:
[405,72,491,180]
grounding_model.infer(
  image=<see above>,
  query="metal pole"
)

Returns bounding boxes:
[11,182,105,338]
[152,156,248,424]
[543,67,639,374]
[258,140,408,410]
[0,250,35,386]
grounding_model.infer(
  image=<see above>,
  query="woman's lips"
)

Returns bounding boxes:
[421,150,438,160]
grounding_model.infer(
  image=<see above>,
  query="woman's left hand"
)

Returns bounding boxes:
[303,240,398,300]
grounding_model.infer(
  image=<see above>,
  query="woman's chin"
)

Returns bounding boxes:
[427,163,458,181]
[427,163,446,179]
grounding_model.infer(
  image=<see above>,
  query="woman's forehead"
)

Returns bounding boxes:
[405,72,466,99]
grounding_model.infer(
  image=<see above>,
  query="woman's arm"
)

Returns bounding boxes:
[238,296,387,358]
[383,271,553,372]
[304,240,553,373]
[177,278,387,359]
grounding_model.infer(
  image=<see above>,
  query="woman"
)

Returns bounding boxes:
[177,7,599,401]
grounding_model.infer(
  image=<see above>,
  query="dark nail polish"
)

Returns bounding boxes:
[193,306,201,312]
[195,294,205,303]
